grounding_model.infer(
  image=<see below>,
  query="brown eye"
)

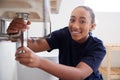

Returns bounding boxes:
[80,20,86,24]
[70,18,75,23]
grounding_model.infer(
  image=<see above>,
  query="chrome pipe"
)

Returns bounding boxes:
[15,13,29,50]
[0,33,9,40]
[43,0,51,37]
[0,18,22,41]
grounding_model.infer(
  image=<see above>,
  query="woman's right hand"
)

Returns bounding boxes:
[7,18,31,35]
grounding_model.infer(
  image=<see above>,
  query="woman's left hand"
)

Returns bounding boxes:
[15,46,41,68]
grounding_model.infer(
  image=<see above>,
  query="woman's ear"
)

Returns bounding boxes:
[89,23,96,32]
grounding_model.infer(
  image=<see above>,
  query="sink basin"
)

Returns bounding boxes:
[0,0,61,22]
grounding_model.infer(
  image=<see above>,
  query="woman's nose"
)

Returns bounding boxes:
[72,22,80,29]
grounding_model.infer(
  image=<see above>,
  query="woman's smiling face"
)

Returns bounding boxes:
[69,7,95,43]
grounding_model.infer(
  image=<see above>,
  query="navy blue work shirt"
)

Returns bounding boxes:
[46,27,106,80]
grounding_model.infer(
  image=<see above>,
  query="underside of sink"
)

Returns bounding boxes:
[0,0,61,22]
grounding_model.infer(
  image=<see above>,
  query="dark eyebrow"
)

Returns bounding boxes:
[70,16,75,18]
[70,16,86,20]
[79,17,86,20]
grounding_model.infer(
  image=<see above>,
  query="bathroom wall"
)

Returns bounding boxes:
[93,12,120,67]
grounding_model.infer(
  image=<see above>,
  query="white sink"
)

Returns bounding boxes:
[0,0,61,22]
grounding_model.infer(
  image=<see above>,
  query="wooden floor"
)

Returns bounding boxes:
[99,67,120,80]
[100,44,120,80]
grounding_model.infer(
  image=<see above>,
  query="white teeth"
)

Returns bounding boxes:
[72,30,81,33]
[72,31,79,33]
[71,31,81,34]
